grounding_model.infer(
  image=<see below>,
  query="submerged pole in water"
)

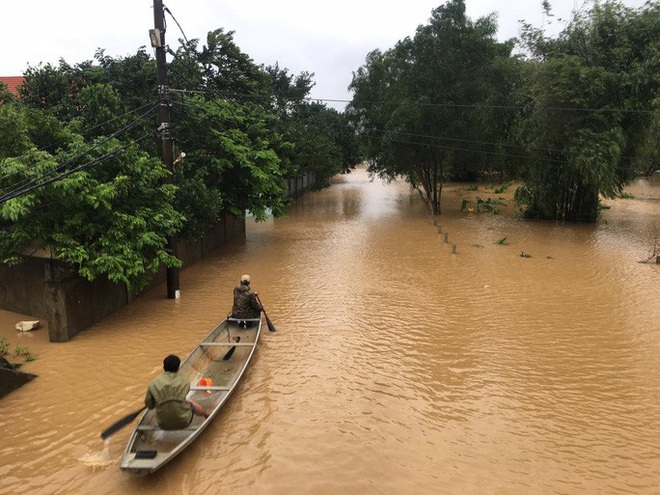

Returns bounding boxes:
[444,233,449,243]
[452,244,457,254]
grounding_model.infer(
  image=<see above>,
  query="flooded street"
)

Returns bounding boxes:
[1,167,659,494]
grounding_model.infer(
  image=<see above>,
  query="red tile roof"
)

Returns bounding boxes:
[0,76,25,97]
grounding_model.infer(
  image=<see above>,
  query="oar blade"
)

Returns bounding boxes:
[223,336,240,361]
[100,407,145,440]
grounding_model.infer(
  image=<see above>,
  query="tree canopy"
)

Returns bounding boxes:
[0,26,358,289]
[515,0,660,222]
[348,0,658,222]
[348,0,517,214]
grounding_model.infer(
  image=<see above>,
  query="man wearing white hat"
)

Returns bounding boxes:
[230,274,263,327]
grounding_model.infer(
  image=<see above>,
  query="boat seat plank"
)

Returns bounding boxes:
[190,385,231,391]
[227,318,261,322]
[136,426,198,431]
[199,342,255,347]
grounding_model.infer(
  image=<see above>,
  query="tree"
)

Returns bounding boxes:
[167,34,290,235]
[0,103,32,159]
[1,25,357,288]
[348,0,517,214]
[263,64,360,184]
[0,131,183,290]
[1,57,181,290]
[172,95,286,235]
[515,0,660,222]
[0,81,16,105]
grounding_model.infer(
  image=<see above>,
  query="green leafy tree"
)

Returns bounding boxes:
[348,0,517,214]
[263,64,359,183]
[19,62,89,121]
[515,0,660,222]
[167,34,290,235]
[173,95,286,235]
[1,24,357,289]
[196,29,272,103]
[0,81,16,105]
[0,103,32,158]
[1,60,181,289]
[0,135,183,290]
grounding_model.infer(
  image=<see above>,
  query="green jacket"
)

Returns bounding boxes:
[145,371,192,430]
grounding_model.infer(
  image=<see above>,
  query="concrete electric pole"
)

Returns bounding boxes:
[152,0,180,299]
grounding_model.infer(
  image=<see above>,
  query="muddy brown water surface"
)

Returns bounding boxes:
[1,167,659,495]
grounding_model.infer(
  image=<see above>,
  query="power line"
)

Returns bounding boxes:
[163,5,190,45]
[168,87,658,116]
[0,133,153,205]
[386,136,570,165]
[0,105,156,196]
[162,29,656,116]
[373,128,658,165]
[0,107,157,201]
[346,97,657,115]
[0,102,158,182]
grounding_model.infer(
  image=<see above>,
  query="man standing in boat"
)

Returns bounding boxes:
[145,354,209,430]
[230,274,262,327]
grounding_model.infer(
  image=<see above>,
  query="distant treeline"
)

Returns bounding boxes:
[348,0,659,221]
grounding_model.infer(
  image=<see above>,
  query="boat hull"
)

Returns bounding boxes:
[119,315,262,475]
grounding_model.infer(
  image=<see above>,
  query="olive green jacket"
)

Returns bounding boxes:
[145,371,192,430]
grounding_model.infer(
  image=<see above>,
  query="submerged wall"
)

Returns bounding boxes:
[0,213,245,342]
[0,174,317,343]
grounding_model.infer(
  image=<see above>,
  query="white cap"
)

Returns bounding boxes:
[240,274,251,283]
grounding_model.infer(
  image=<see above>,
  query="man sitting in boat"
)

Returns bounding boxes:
[230,274,262,327]
[145,355,209,430]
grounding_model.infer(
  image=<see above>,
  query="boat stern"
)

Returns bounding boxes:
[120,450,164,476]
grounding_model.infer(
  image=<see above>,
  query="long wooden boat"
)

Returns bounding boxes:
[119,315,262,475]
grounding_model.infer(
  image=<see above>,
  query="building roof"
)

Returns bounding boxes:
[0,76,25,97]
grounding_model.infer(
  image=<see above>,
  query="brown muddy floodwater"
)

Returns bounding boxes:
[1,166,659,495]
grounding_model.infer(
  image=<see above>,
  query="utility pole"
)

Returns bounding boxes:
[152,0,180,299]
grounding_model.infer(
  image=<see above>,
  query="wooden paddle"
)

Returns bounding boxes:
[100,407,146,440]
[256,295,277,332]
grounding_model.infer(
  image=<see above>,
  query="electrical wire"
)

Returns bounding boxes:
[0,106,157,202]
[163,5,190,45]
[386,136,551,163]
[0,102,158,181]
[0,133,153,205]
[170,89,658,116]
[346,97,657,115]
[0,107,155,200]
[371,128,657,165]
[165,32,655,116]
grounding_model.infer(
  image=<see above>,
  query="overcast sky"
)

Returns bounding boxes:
[1,0,650,109]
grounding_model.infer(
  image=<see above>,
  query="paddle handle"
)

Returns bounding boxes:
[256,295,277,332]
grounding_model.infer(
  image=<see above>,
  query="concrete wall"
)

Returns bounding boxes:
[0,174,317,343]
[285,172,316,199]
[0,213,245,342]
